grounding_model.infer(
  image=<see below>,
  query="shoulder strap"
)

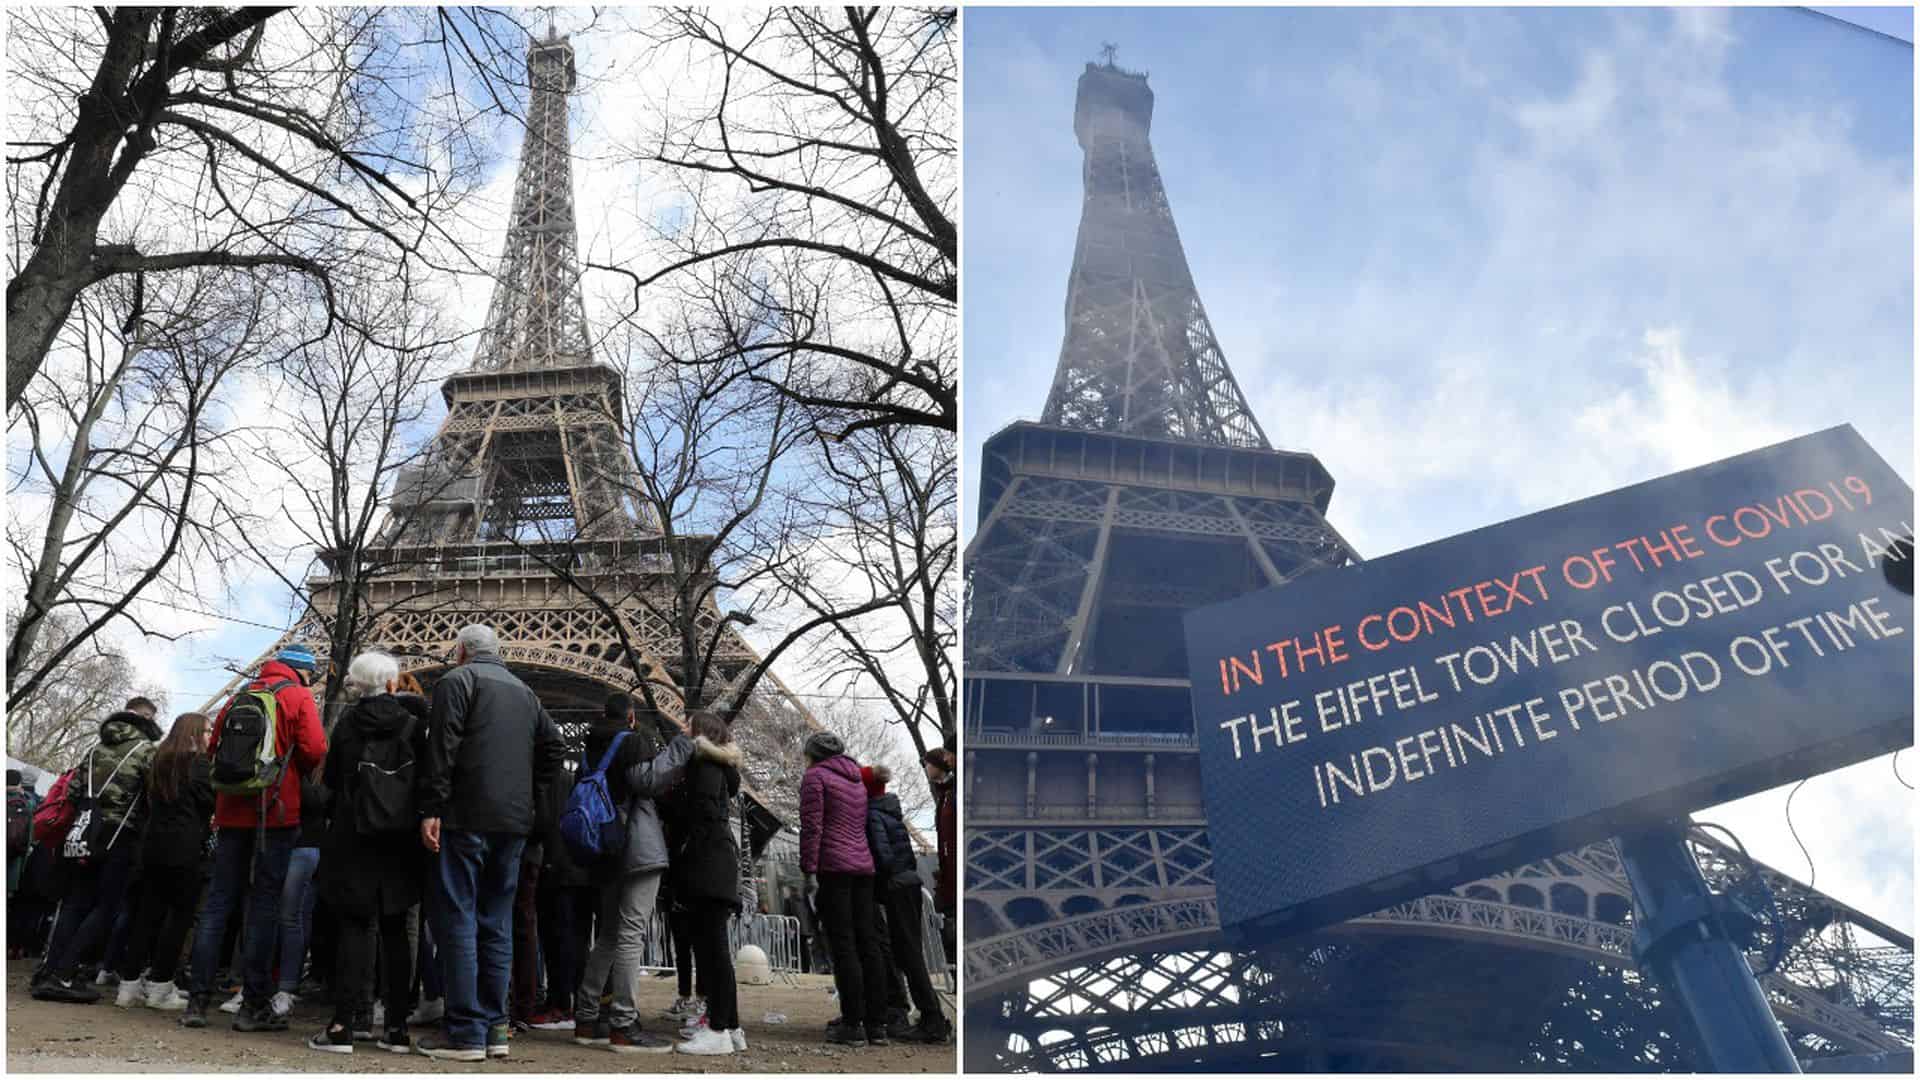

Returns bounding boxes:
[83,745,100,798]
[595,732,629,776]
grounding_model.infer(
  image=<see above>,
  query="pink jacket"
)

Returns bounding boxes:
[799,754,875,875]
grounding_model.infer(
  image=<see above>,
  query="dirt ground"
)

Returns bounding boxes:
[5,961,954,1073]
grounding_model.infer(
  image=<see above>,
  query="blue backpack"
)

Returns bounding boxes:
[559,732,628,866]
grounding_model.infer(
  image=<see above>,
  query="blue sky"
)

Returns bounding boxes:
[963,8,1913,931]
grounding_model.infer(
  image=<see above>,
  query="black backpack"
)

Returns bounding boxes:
[212,679,295,796]
[352,714,420,836]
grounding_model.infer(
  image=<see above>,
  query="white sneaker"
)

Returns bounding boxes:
[675,1026,734,1056]
[114,978,147,1009]
[408,997,445,1025]
[679,1012,709,1040]
[271,990,296,1017]
[730,1028,747,1052]
[219,989,246,1014]
[145,980,190,1011]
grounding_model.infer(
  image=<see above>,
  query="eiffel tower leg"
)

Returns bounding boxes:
[1616,821,1802,1072]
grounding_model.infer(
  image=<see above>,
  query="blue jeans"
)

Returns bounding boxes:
[429,830,524,1048]
[277,846,321,992]
[189,827,296,1004]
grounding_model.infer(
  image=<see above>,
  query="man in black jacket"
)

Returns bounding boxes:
[415,625,567,1062]
[861,765,951,1043]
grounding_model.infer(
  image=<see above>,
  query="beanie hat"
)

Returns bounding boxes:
[860,765,886,798]
[803,731,845,762]
[276,644,319,672]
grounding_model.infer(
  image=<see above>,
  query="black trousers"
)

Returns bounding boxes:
[873,901,909,1012]
[46,838,138,976]
[118,862,202,984]
[334,907,413,1030]
[686,900,738,1031]
[670,907,700,997]
[884,884,944,1023]
[536,883,594,1014]
[816,872,885,1026]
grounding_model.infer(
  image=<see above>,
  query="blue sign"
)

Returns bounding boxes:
[1184,426,1914,938]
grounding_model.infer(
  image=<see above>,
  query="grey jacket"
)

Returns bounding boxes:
[618,734,694,875]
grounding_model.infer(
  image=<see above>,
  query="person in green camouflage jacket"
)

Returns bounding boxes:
[31,705,162,1003]
[84,709,160,831]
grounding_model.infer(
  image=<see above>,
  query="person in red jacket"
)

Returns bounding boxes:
[180,645,327,1032]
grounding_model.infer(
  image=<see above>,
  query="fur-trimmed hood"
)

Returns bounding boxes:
[693,734,743,768]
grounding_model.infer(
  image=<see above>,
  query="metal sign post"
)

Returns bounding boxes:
[1614,820,1800,1072]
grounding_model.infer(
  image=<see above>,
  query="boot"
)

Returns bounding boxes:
[181,992,210,1028]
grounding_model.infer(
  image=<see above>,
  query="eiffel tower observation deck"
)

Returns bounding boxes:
[218,26,813,753]
[961,53,1913,1071]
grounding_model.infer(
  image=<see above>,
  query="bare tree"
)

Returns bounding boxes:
[5,609,167,770]
[743,695,936,830]
[224,271,464,722]
[779,422,956,789]
[5,6,548,411]
[493,299,907,731]
[596,6,957,437]
[5,268,272,712]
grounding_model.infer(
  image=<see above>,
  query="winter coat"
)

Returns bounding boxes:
[319,692,430,918]
[419,654,567,836]
[863,791,920,889]
[669,735,743,908]
[933,777,955,915]
[617,735,693,877]
[799,753,873,876]
[83,712,159,829]
[210,661,327,830]
[138,755,215,870]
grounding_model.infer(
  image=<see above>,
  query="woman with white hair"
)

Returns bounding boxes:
[307,651,430,1056]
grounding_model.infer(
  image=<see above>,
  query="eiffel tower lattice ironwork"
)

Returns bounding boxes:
[215,27,815,765]
[960,54,1913,1071]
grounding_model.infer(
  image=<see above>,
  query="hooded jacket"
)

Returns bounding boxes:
[617,734,694,877]
[210,660,327,829]
[863,790,919,887]
[419,653,568,836]
[83,712,160,829]
[670,735,743,907]
[799,753,873,876]
[319,692,430,917]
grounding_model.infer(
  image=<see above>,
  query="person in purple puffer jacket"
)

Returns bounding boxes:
[798,731,888,1047]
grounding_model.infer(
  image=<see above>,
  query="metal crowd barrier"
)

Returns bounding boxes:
[622,909,804,978]
[922,885,956,1001]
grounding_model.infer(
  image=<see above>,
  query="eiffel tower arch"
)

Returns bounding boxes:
[962,55,1914,1071]
[216,26,813,755]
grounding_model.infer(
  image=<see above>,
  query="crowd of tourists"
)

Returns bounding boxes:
[8,624,956,1060]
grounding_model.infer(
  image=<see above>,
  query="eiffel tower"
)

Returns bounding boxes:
[217,26,816,764]
[961,54,1913,1071]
